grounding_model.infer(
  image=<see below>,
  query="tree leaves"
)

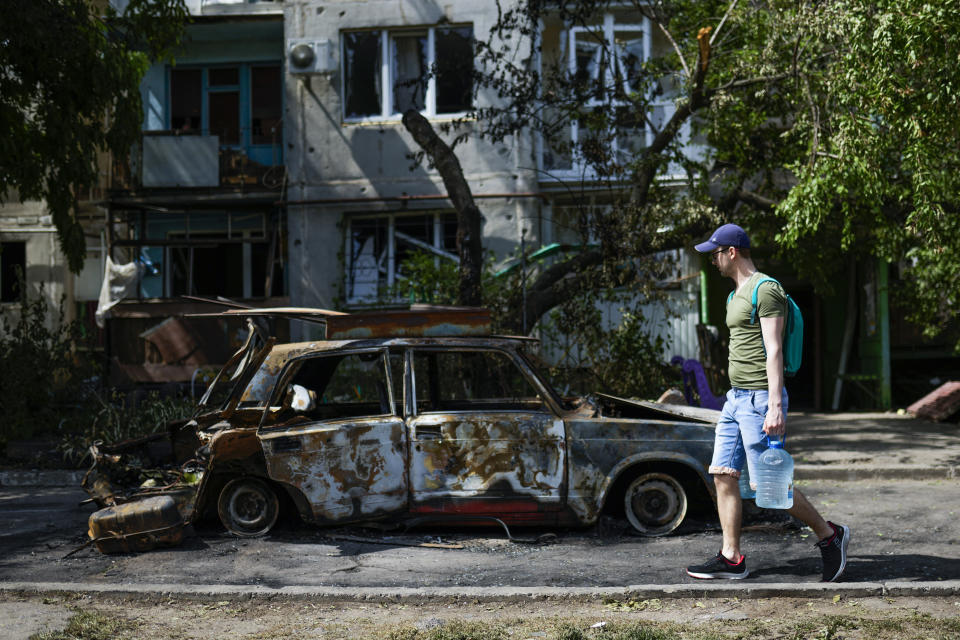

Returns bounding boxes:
[0,0,187,273]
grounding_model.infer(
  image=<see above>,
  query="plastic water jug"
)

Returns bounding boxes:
[739,465,755,499]
[754,437,794,509]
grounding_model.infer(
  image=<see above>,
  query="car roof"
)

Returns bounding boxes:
[266,335,534,360]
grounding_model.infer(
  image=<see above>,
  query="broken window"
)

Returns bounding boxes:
[392,31,427,113]
[0,241,26,302]
[131,210,283,300]
[342,25,474,121]
[278,351,393,421]
[435,27,474,113]
[346,212,458,304]
[343,31,382,118]
[541,15,654,177]
[413,349,545,412]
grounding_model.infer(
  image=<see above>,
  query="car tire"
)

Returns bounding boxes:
[218,477,279,537]
[623,472,688,536]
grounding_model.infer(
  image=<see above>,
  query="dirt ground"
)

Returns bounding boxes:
[6,592,960,640]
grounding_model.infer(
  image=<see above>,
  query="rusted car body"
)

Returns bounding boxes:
[83,308,719,549]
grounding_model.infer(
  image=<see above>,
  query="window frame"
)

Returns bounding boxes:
[409,346,556,417]
[340,24,474,123]
[166,62,284,164]
[538,13,687,181]
[259,347,397,431]
[344,211,459,305]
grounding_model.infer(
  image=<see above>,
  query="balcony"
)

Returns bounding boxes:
[112,132,284,192]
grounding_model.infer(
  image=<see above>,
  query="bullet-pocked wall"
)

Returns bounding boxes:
[283,0,541,328]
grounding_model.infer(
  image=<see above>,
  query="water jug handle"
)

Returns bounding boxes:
[766,434,786,448]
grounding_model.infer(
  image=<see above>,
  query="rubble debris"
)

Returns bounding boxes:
[326,533,464,550]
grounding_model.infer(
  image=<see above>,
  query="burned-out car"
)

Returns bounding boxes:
[83,308,719,552]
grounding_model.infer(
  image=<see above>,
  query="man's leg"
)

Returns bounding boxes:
[715,474,743,561]
[788,489,833,540]
[687,391,750,579]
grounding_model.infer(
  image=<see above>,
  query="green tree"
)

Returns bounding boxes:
[410,0,960,348]
[0,0,187,273]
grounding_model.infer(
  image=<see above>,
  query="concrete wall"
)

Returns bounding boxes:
[0,201,70,333]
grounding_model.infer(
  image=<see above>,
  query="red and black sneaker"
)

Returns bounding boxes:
[816,521,851,582]
[686,551,749,580]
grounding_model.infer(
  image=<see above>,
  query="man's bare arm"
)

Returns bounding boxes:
[759,315,785,436]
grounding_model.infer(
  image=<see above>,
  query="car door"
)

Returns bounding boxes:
[407,347,566,516]
[257,348,408,524]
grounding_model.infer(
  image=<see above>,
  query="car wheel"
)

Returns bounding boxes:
[218,477,279,537]
[623,472,688,536]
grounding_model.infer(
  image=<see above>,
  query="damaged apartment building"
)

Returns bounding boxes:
[281,0,701,347]
[5,0,703,391]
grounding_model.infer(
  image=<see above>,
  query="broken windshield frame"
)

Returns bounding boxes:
[196,320,269,411]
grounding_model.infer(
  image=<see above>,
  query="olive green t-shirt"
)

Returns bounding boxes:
[726,272,786,389]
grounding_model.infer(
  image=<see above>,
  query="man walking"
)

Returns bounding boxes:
[686,223,850,582]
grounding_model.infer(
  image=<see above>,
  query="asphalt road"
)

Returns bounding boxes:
[1,478,958,588]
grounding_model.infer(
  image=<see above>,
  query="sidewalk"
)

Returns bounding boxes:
[789,411,959,480]
[1,412,957,487]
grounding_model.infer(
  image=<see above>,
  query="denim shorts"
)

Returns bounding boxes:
[709,387,789,479]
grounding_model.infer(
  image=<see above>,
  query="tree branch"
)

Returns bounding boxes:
[401,109,484,306]
[737,189,778,211]
[655,19,691,79]
[710,0,740,46]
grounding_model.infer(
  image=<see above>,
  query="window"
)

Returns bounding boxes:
[413,349,545,412]
[346,212,458,304]
[168,64,283,164]
[276,351,394,422]
[130,210,284,300]
[342,25,474,120]
[0,241,26,302]
[541,14,665,177]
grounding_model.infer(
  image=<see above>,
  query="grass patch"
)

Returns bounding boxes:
[29,609,141,640]
[388,621,681,640]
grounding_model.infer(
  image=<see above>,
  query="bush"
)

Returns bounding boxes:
[0,280,98,446]
[0,280,194,461]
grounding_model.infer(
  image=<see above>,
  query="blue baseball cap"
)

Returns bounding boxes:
[694,223,751,252]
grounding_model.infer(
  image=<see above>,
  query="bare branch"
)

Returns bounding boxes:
[710,0,740,46]
[703,71,796,99]
[655,20,691,79]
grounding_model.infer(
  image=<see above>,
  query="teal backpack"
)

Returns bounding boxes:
[727,277,804,376]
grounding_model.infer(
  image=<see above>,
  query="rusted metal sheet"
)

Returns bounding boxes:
[87,495,185,554]
[259,419,408,523]
[324,309,491,339]
[408,414,565,511]
[563,417,716,524]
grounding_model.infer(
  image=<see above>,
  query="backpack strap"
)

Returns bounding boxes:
[750,276,780,324]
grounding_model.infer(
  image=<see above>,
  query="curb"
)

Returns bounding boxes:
[2,581,959,602]
[794,465,958,481]
[0,470,85,487]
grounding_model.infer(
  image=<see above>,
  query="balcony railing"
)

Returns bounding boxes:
[111,132,284,191]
